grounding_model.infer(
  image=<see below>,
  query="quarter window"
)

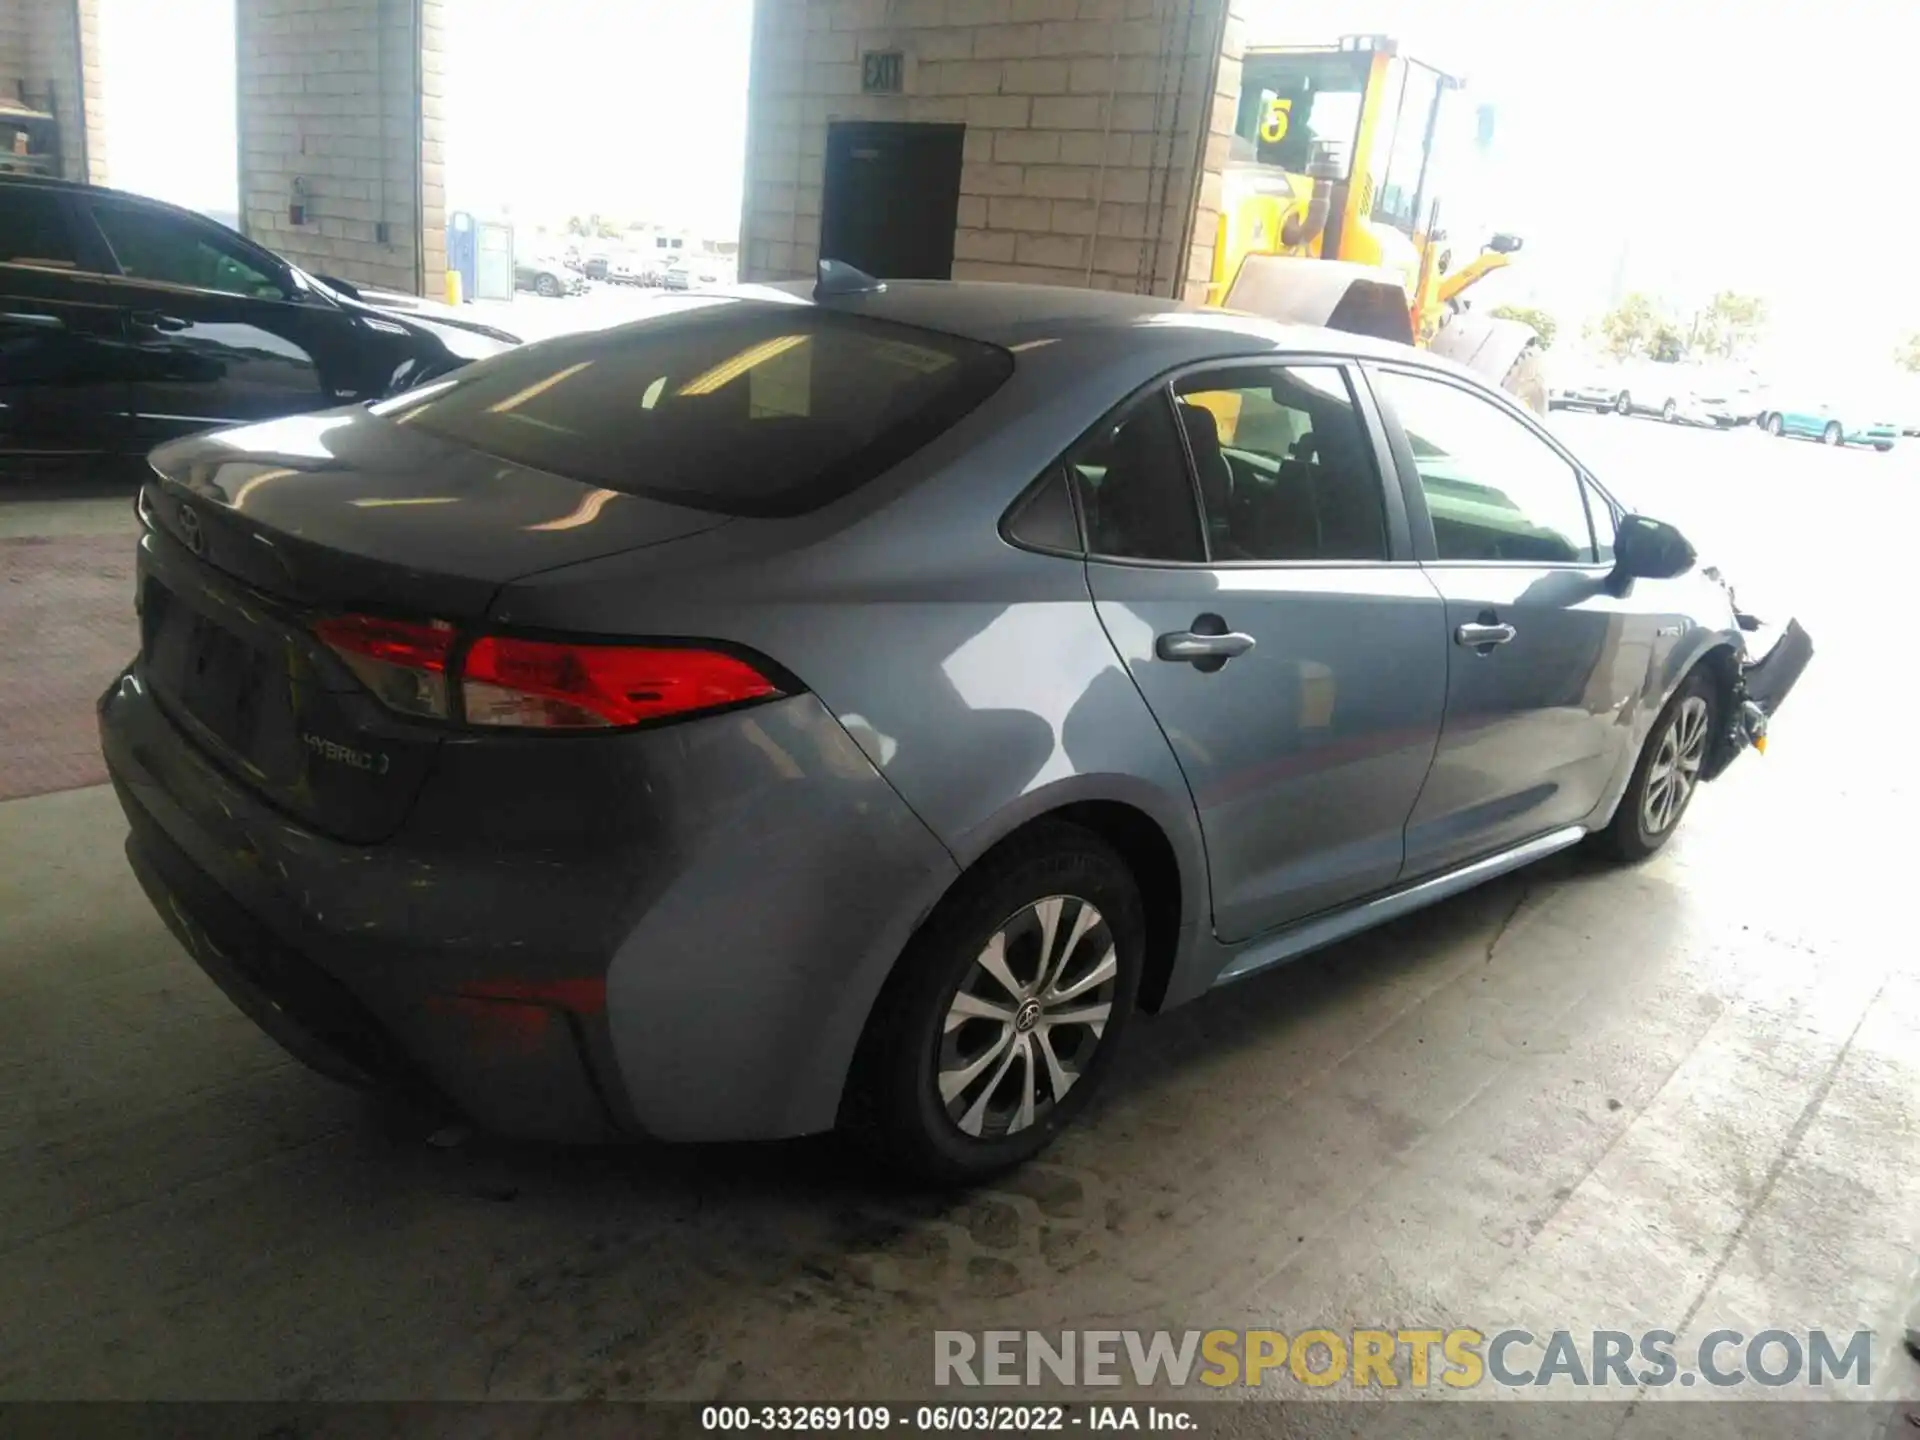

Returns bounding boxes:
[1069,394,1205,563]
[88,201,285,298]
[1172,364,1387,562]
[1003,468,1082,555]
[1373,369,1597,564]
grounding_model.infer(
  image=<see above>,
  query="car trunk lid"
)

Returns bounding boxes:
[135,407,731,842]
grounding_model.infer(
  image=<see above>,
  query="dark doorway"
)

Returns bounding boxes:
[820,121,964,280]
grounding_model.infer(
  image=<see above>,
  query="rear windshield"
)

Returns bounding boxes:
[383,299,1014,517]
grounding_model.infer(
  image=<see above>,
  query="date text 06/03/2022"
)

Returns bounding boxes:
[699,1405,1197,1431]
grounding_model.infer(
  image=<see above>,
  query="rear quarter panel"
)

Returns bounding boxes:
[485,340,1227,1113]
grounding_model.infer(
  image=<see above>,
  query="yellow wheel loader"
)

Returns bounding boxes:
[1210,34,1547,414]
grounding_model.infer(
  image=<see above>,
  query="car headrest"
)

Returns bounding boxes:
[1178,401,1224,459]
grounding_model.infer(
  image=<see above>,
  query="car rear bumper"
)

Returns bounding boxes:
[99,666,959,1144]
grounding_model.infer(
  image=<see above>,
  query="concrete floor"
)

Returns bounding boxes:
[2,417,1916,1406]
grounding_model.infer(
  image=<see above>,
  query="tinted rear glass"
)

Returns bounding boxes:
[386,299,1014,517]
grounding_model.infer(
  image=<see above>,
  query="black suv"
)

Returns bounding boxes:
[1,176,518,479]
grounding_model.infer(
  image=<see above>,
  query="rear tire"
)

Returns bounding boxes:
[1614,392,1632,416]
[535,272,562,298]
[1823,422,1843,447]
[1662,398,1678,423]
[844,825,1143,1185]
[1875,441,1893,452]
[1765,413,1783,435]
[1595,670,1719,863]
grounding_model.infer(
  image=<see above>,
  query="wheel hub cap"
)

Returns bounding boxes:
[937,895,1118,1140]
[1642,696,1710,836]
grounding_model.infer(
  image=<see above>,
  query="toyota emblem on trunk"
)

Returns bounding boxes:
[177,503,204,555]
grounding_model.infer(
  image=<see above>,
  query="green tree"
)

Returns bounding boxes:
[1491,304,1558,349]
[1689,291,1768,359]
[1648,323,1688,364]
[1898,332,1920,373]
[1597,293,1661,359]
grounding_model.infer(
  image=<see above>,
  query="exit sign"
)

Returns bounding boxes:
[861,49,904,95]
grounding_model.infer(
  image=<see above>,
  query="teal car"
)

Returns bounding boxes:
[1758,394,1898,450]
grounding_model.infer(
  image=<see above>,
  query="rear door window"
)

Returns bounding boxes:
[388,302,1013,516]
[1171,363,1387,561]
[1069,392,1205,563]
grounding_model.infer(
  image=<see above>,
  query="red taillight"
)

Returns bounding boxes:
[315,613,456,719]
[314,613,782,731]
[462,636,779,730]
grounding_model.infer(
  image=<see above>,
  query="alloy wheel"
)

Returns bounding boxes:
[1642,696,1710,836]
[938,896,1117,1140]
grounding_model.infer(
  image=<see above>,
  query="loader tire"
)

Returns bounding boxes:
[1501,343,1549,417]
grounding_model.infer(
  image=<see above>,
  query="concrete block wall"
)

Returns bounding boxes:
[0,5,24,106]
[236,0,445,298]
[742,0,1236,302]
[1,0,103,182]
[73,0,103,182]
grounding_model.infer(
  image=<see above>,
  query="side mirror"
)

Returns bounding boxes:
[1612,513,1697,583]
[315,273,362,300]
[1488,233,1524,255]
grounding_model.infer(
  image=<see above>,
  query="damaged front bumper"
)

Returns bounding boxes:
[1729,616,1814,759]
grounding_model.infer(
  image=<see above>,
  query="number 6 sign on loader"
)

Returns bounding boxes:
[1260,96,1292,144]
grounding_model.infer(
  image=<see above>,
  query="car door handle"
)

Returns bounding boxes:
[1,311,64,331]
[1156,630,1256,663]
[1455,621,1518,648]
[131,311,190,333]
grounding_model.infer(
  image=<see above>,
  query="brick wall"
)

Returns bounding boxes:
[741,0,1236,302]
[1,0,102,182]
[0,5,25,111]
[74,0,103,182]
[236,0,445,297]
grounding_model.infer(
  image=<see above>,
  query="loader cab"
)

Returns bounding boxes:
[1218,36,1473,299]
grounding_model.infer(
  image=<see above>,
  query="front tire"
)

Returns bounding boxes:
[1615,392,1632,416]
[1596,670,1718,863]
[1875,441,1894,452]
[845,824,1144,1185]
[1662,398,1678,423]
[1823,422,1843,446]
[1766,413,1783,436]
[535,272,563,298]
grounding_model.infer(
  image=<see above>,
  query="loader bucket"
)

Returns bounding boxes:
[1222,255,1416,347]
[1429,310,1548,415]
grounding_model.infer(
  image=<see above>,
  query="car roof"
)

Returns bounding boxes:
[0,172,193,212]
[740,277,1462,383]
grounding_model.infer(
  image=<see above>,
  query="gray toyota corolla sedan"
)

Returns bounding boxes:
[99,272,1811,1183]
